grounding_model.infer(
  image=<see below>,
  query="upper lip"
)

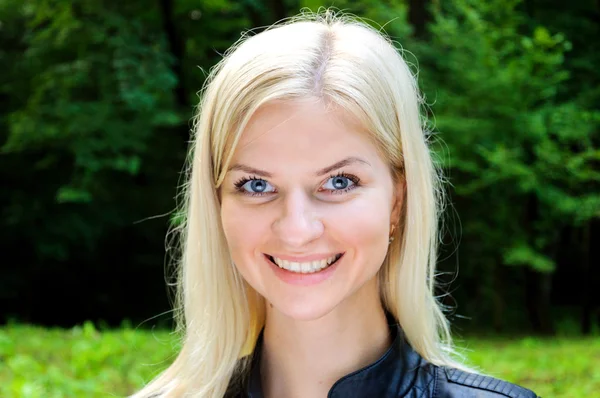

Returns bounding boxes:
[265,253,343,262]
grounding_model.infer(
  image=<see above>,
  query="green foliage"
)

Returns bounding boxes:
[0,1,185,275]
[3,1,180,195]
[414,0,600,273]
[1,0,598,331]
[1,324,598,397]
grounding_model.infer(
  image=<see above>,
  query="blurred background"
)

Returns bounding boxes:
[1,0,599,397]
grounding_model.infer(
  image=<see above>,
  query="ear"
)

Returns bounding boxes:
[390,176,405,227]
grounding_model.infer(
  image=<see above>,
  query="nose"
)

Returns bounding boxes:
[272,189,324,249]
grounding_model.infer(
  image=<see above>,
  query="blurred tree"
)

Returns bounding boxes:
[1,0,182,323]
[413,0,600,333]
[0,0,597,332]
[522,0,600,336]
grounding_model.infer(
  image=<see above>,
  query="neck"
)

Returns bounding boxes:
[259,278,392,398]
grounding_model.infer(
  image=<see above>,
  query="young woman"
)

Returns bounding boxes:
[133,12,538,398]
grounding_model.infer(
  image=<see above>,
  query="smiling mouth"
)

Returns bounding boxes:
[266,253,343,274]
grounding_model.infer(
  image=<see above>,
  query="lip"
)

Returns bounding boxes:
[263,252,345,286]
[264,253,342,262]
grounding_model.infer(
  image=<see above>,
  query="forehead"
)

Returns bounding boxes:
[233,100,384,169]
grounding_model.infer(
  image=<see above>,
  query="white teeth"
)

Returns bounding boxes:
[270,254,341,274]
[312,260,327,270]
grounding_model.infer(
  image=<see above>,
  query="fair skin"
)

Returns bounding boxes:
[220,99,403,397]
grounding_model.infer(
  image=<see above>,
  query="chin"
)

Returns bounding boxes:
[268,295,341,322]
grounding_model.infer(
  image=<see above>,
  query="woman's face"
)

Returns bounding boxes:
[220,99,402,321]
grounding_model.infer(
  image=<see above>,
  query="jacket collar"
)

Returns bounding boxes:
[245,315,427,397]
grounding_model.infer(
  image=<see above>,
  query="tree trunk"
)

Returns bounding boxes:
[408,0,430,39]
[158,0,187,109]
[525,268,555,335]
[523,192,555,335]
[581,222,592,334]
[244,1,264,30]
[592,219,600,331]
[269,0,287,22]
[492,264,506,332]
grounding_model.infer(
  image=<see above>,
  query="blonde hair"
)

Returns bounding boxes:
[132,11,466,398]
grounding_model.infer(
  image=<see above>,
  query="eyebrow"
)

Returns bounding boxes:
[228,156,371,178]
[227,164,273,178]
[315,156,371,176]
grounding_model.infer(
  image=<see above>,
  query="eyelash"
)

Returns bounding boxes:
[325,172,361,195]
[234,175,266,197]
[233,172,361,197]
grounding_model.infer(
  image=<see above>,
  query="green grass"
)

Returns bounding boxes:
[1,322,598,397]
[457,335,600,397]
[1,322,178,398]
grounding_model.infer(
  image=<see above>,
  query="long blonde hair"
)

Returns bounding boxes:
[133,10,465,398]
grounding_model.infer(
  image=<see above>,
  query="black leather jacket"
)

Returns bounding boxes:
[234,322,539,398]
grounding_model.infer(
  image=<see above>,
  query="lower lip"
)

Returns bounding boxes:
[264,254,344,286]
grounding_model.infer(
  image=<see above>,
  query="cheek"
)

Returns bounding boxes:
[329,194,391,260]
[220,197,270,261]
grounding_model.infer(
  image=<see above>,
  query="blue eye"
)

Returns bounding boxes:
[236,178,275,195]
[322,174,358,192]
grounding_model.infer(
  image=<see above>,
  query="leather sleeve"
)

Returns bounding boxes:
[434,367,540,398]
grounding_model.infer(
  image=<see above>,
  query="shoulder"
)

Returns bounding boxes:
[434,366,539,398]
